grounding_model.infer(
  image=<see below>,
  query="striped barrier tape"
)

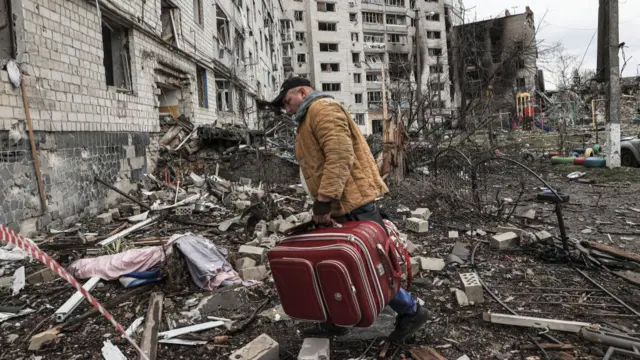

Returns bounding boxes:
[0,225,149,360]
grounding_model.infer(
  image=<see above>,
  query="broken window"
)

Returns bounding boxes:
[319,43,338,52]
[429,65,444,73]
[516,78,526,89]
[516,58,526,70]
[317,2,336,12]
[355,113,365,125]
[387,34,407,43]
[102,17,132,90]
[363,12,383,24]
[322,83,341,91]
[350,13,358,22]
[193,0,203,25]
[427,31,441,39]
[365,54,382,63]
[318,22,337,31]
[425,12,440,21]
[217,7,230,47]
[353,52,361,66]
[161,1,179,45]
[295,32,306,41]
[321,63,340,72]
[368,91,382,102]
[428,48,442,56]
[294,11,303,21]
[386,14,406,25]
[297,53,307,63]
[234,30,244,63]
[351,32,359,42]
[355,93,363,103]
[364,33,385,43]
[197,66,208,108]
[216,79,232,112]
[354,73,362,83]
[430,82,445,91]
[366,73,381,82]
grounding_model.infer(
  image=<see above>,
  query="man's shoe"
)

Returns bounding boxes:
[388,304,429,343]
[302,323,351,337]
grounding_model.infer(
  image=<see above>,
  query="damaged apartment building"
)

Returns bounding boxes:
[0,0,284,234]
[450,7,544,127]
[280,0,464,135]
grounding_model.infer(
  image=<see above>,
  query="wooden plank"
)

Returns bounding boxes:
[483,312,591,333]
[20,79,47,212]
[520,343,574,350]
[139,292,164,360]
[587,242,640,263]
[409,347,447,360]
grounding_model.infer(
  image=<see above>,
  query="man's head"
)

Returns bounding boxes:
[271,77,314,114]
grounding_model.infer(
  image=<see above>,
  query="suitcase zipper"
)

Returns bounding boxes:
[281,232,386,313]
[277,244,377,315]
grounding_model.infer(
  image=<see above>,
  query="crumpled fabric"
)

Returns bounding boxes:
[68,242,174,280]
[173,233,242,290]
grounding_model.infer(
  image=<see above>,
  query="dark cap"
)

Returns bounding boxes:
[270,77,312,107]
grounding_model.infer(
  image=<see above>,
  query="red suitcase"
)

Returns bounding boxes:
[267,221,403,328]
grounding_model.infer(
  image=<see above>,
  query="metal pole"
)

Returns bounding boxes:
[605,0,621,167]
[94,177,152,210]
[414,8,425,135]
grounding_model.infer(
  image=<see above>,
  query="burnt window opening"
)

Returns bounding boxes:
[427,31,441,39]
[102,17,132,90]
[319,43,339,52]
[425,13,440,21]
[317,2,336,12]
[294,11,303,21]
[352,52,361,64]
[350,13,358,22]
[295,32,306,41]
[363,12,384,24]
[386,14,406,25]
[366,73,381,82]
[217,7,230,47]
[515,58,526,70]
[321,63,340,72]
[297,53,307,63]
[322,83,341,91]
[516,78,526,89]
[196,66,208,108]
[428,48,442,57]
[161,1,180,45]
[193,0,203,25]
[355,93,363,103]
[318,22,337,31]
[351,32,359,42]
[355,113,365,125]
[354,73,362,83]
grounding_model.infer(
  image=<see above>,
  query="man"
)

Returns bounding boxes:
[271,77,428,342]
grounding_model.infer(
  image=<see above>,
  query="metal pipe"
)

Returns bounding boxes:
[98,216,158,247]
[54,276,100,322]
[94,177,151,210]
[573,267,640,317]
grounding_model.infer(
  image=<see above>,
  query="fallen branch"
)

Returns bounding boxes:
[226,298,270,335]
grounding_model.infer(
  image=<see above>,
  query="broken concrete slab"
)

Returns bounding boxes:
[228,333,279,360]
[419,257,446,271]
[453,288,469,307]
[190,285,249,315]
[411,208,431,220]
[445,254,465,265]
[535,230,553,242]
[460,273,484,304]
[491,232,519,250]
[448,231,459,239]
[235,257,257,271]
[26,268,57,285]
[406,239,423,256]
[239,266,268,281]
[341,307,396,340]
[406,218,429,233]
[108,208,121,219]
[297,338,330,360]
[497,226,524,239]
[516,208,536,220]
[259,305,290,322]
[96,212,113,225]
[451,242,470,260]
[410,257,420,276]
[238,245,266,263]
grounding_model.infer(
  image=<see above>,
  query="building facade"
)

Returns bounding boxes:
[450,8,540,123]
[280,0,460,135]
[0,0,284,234]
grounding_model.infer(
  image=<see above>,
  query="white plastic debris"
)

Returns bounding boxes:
[125,316,144,336]
[12,266,25,296]
[0,247,27,261]
[6,60,21,88]
[128,211,150,222]
[567,171,586,180]
[101,340,127,360]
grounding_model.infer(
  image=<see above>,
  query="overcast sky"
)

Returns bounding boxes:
[460,0,640,89]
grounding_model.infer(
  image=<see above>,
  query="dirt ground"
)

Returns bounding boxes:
[2,155,640,360]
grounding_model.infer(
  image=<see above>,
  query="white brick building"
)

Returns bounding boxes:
[0,0,285,233]
[280,0,462,135]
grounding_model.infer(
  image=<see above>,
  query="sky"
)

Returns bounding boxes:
[460,0,640,89]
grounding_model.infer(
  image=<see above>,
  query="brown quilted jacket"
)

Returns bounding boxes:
[295,97,388,216]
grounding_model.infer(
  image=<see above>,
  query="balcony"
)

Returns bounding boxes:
[362,0,384,10]
[283,56,292,70]
[213,37,234,71]
[362,22,386,32]
[363,42,386,52]
[281,31,293,43]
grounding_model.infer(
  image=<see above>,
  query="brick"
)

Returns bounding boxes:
[26,268,57,285]
[406,218,428,233]
[448,231,459,239]
[95,212,112,225]
[411,208,431,220]
[409,257,420,276]
[108,208,120,219]
[460,273,484,304]
[419,257,445,271]
[228,333,279,360]
[405,239,423,256]
[490,232,519,250]
[235,257,257,271]
[535,230,553,242]
[297,338,330,360]
[239,266,268,281]
[238,245,266,263]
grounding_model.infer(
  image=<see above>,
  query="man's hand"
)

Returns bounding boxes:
[312,199,332,225]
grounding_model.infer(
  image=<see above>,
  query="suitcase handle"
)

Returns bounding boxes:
[376,243,402,287]
[282,220,342,236]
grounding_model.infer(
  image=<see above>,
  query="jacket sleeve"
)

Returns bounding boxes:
[311,103,355,200]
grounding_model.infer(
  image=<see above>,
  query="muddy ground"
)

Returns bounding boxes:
[1,154,640,360]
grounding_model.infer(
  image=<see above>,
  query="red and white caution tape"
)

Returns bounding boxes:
[0,225,149,360]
